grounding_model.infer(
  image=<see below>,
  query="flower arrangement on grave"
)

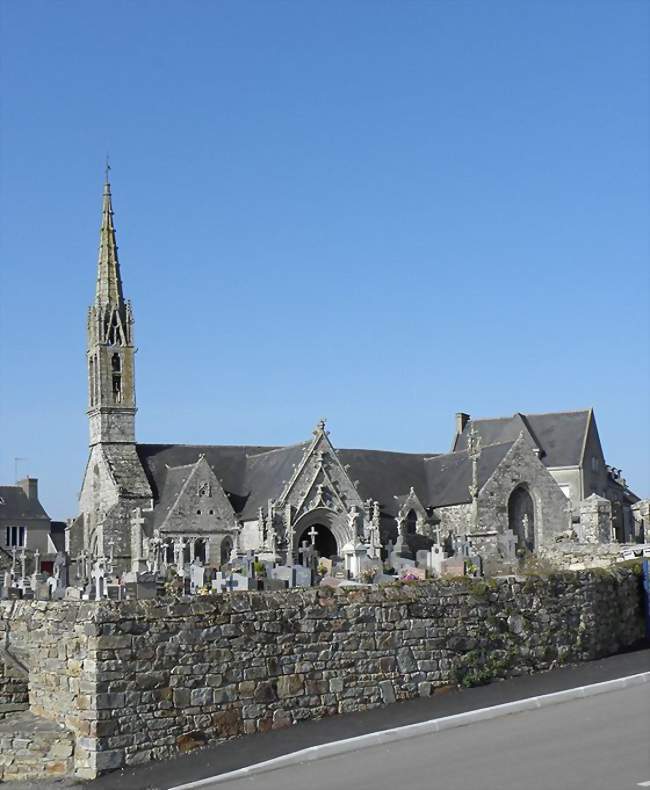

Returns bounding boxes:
[197,584,211,596]
[253,559,267,577]
[164,570,183,596]
[360,567,376,584]
[317,563,329,577]
[400,570,419,582]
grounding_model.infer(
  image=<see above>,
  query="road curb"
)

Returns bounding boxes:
[168,671,650,789]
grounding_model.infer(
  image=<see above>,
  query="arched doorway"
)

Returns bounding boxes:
[508,486,535,552]
[405,509,418,536]
[194,539,206,564]
[220,537,232,567]
[297,524,338,559]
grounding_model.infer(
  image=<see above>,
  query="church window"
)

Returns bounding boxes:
[111,353,121,372]
[6,526,25,547]
[209,509,214,515]
[591,456,599,472]
[196,509,202,515]
[198,482,211,497]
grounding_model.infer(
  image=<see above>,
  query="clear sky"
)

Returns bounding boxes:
[0,0,648,519]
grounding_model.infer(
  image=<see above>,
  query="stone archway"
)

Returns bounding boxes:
[297,524,338,559]
[293,508,348,560]
[508,485,535,552]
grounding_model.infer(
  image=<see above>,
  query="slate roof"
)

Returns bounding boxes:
[0,486,49,521]
[452,410,591,468]
[137,412,590,521]
[137,442,439,521]
[424,442,514,508]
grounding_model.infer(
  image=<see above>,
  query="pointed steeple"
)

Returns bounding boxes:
[95,165,125,306]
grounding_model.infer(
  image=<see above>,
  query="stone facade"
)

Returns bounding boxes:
[478,435,572,546]
[1,568,642,778]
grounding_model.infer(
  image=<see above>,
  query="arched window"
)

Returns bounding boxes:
[111,354,122,403]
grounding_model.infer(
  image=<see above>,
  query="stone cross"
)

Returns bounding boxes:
[130,508,147,572]
[33,549,41,575]
[467,424,482,530]
[11,547,16,575]
[307,526,318,545]
[522,513,529,540]
[20,548,27,580]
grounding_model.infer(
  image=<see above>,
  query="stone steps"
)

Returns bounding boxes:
[0,712,74,781]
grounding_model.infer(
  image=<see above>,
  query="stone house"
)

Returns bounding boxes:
[0,479,55,570]
[71,177,642,570]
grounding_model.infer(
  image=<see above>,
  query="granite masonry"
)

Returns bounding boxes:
[0,568,643,778]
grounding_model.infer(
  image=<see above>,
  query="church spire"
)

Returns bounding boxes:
[86,165,137,446]
[95,163,125,306]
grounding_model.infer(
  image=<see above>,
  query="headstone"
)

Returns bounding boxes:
[106,583,123,601]
[189,560,205,594]
[293,566,312,588]
[440,557,465,577]
[428,545,445,577]
[497,529,518,562]
[318,557,333,576]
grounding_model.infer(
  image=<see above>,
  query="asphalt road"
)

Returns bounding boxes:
[190,684,650,790]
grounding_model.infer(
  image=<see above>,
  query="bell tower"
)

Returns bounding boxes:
[87,170,137,445]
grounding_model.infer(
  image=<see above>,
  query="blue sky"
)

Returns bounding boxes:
[1,0,648,519]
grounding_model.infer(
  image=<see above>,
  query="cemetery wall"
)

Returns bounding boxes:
[537,542,640,570]
[0,569,644,778]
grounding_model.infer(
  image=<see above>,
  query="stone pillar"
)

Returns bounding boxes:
[631,500,649,543]
[579,494,613,543]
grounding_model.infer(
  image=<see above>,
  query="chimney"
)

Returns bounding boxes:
[18,477,38,501]
[455,413,470,435]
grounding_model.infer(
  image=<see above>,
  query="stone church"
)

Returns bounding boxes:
[71,178,640,570]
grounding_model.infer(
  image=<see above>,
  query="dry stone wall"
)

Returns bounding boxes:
[0,570,644,778]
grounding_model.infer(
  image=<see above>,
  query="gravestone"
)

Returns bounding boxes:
[497,529,518,562]
[189,561,205,594]
[440,556,465,577]
[293,566,312,588]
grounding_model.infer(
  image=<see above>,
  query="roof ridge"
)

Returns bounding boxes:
[426,440,516,462]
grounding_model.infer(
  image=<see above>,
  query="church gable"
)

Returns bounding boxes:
[277,421,364,520]
[157,456,238,535]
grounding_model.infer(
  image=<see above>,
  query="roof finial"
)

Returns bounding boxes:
[104,154,111,186]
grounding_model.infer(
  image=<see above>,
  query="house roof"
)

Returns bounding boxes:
[453,410,591,468]
[424,442,514,508]
[0,486,49,521]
